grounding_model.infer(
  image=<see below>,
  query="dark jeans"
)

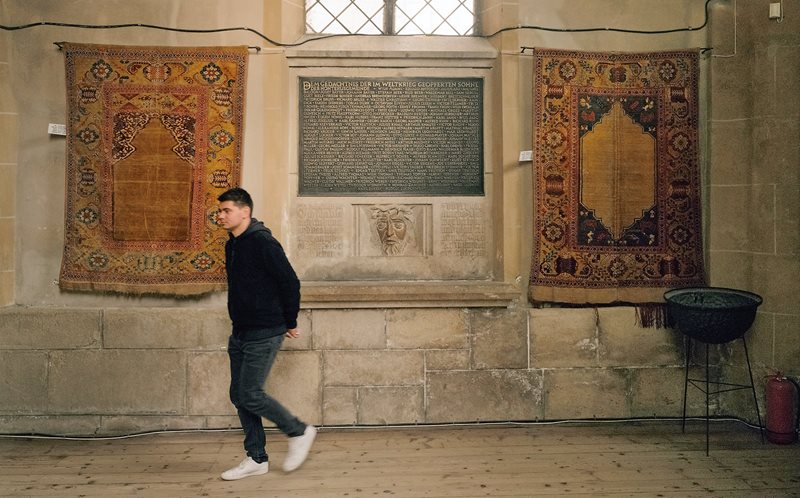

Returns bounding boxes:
[228,329,306,462]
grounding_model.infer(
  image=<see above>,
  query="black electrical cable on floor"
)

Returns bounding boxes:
[0,0,712,49]
[0,415,768,442]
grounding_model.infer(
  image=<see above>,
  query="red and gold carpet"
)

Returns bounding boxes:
[529,49,705,308]
[59,43,247,295]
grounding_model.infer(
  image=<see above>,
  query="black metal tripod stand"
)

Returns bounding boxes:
[681,336,764,455]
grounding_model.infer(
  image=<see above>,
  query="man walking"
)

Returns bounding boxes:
[216,187,316,480]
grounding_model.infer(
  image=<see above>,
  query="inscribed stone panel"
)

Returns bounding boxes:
[438,202,487,258]
[296,204,347,258]
[299,77,483,196]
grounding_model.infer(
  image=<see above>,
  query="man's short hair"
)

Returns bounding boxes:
[218,187,253,213]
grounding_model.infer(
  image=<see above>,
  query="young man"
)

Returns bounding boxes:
[216,187,316,480]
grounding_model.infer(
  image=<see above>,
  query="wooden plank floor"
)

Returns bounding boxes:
[1,421,798,497]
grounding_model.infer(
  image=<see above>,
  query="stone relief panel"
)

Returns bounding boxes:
[356,204,432,257]
[290,200,490,281]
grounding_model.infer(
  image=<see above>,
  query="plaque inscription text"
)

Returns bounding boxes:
[440,203,486,257]
[300,78,484,196]
[296,204,345,258]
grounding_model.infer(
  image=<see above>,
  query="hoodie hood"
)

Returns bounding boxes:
[232,217,272,240]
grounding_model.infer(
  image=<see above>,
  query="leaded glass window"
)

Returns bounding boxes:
[305,0,477,36]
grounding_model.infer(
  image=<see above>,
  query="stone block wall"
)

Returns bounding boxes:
[0,305,716,436]
[1,0,793,438]
[708,0,800,421]
[0,29,16,306]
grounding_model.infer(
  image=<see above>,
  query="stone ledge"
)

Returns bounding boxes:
[285,35,497,67]
[300,281,520,308]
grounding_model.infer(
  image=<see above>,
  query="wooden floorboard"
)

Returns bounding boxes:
[0,421,798,497]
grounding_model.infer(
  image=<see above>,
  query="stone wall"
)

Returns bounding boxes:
[1,0,796,436]
[707,0,800,418]
[0,27,15,306]
[0,305,712,435]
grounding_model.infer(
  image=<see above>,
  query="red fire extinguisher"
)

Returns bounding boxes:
[765,373,799,444]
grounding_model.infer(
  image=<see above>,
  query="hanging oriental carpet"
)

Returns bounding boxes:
[529,49,705,308]
[59,43,247,295]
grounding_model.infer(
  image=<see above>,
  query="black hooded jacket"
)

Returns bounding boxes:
[225,218,301,336]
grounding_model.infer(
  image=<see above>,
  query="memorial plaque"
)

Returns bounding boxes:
[300,77,484,196]
[440,203,487,257]
[295,204,346,258]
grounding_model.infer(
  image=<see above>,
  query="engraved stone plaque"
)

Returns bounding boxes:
[439,203,487,258]
[300,77,484,196]
[295,204,346,258]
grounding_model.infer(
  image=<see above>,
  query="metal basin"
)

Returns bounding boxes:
[664,287,763,344]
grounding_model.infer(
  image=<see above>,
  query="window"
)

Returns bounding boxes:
[305,0,477,36]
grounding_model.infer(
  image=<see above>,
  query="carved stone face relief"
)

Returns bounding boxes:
[371,205,413,256]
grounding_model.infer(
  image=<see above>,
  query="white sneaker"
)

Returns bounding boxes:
[220,456,268,481]
[283,425,317,472]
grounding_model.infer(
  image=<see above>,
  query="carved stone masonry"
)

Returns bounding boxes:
[356,204,430,257]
